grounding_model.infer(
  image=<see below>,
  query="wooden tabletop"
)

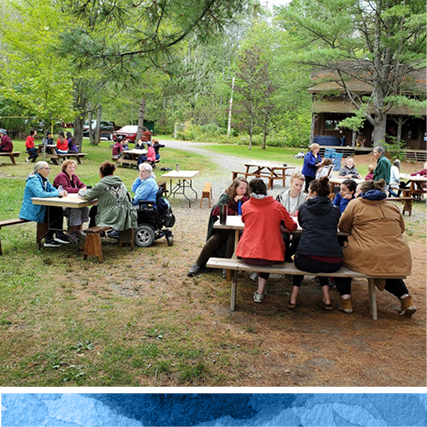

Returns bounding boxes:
[329,177,364,185]
[161,170,200,180]
[123,149,147,155]
[31,193,97,208]
[213,213,348,235]
[400,173,427,182]
[242,161,295,170]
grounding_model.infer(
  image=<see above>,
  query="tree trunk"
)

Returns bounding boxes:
[88,105,94,145]
[262,127,267,150]
[93,105,101,146]
[73,89,86,152]
[135,96,146,143]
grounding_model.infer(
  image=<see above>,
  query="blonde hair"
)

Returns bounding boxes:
[61,159,77,172]
[309,143,320,151]
[367,164,375,174]
[290,172,304,183]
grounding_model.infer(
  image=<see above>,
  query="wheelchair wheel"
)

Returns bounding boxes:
[166,231,173,246]
[135,225,155,247]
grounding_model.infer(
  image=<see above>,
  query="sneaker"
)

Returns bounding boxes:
[338,297,353,313]
[221,269,227,278]
[44,238,62,248]
[187,263,201,277]
[253,290,267,303]
[69,232,80,243]
[107,229,120,239]
[249,272,258,282]
[54,233,71,244]
[399,296,416,317]
[25,158,29,163]
[328,277,336,289]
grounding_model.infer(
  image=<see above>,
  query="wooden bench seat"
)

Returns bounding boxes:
[385,196,413,216]
[56,153,87,165]
[83,226,134,262]
[0,151,21,165]
[117,157,138,166]
[200,182,212,208]
[206,257,406,320]
[0,218,29,255]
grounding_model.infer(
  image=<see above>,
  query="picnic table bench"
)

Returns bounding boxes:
[0,151,21,165]
[206,257,405,320]
[0,218,29,255]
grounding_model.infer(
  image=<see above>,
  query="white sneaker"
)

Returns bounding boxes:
[249,272,258,282]
[253,290,267,303]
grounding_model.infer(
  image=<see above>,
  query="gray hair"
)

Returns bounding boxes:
[32,161,49,175]
[138,162,155,178]
[393,159,401,170]
[373,146,385,155]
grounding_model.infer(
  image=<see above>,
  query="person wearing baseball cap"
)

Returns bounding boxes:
[0,129,13,152]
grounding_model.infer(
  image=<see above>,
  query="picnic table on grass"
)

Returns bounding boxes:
[161,170,200,208]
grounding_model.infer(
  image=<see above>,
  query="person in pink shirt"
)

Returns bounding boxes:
[137,141,156,166]
[25,130,38,162]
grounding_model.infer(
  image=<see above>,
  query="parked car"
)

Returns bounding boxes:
[83,120,115,139]
[112,125,151,143]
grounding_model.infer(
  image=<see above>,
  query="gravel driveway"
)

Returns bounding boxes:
[160,140,294,202]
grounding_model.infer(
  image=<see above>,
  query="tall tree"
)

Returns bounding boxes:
[278,0,426,145]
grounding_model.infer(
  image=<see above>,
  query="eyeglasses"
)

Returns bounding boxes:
[42,167,51,170]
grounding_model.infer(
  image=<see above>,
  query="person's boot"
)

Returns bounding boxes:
[338,297,353,314]
[399,296,416,317]
[187,263,201,277]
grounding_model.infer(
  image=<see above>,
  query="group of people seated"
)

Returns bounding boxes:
[112,136,164,166]
[188,168,417,318]
[19,160,159,246]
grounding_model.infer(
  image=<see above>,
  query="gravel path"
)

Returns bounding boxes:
[160,140,293,202]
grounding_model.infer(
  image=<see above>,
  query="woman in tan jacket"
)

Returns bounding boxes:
[335,179,416,317]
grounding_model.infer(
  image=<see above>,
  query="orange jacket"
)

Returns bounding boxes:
[236,196,297,262]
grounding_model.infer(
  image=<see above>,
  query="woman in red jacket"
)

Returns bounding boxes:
[53,160,89,241]
[25,130,38,162]
[56,131,68,154]
[236,178,297,303]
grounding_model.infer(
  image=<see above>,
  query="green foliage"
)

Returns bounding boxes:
[383,137,407,161]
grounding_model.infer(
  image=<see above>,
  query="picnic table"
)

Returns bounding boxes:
[232,161,295,189]
[31,193,97,249]
[161,170,200,208]
[37,144,87,165]
[400,173,427,199]
[0,151,21,165]
[116,149,148,167]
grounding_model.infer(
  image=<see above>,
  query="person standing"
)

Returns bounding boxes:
[301,143,322,192]
[372,146,391,184]
[0,129,13,152]
[25,130,38,162]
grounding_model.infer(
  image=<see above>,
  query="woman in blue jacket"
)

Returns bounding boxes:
[19,161,69,248]
[301,143,321,192]
[131,163,158,204]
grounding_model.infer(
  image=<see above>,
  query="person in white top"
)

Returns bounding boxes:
[315,158,334,180]
[276,172,306,262]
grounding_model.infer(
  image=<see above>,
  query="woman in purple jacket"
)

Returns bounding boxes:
[301,143,321,192]
[53,160,89,240]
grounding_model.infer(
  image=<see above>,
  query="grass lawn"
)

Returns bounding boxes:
[0,138,425,387]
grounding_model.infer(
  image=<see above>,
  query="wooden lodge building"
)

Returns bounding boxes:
[308,68,426,161]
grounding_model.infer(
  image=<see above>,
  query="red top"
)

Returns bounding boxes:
[411,169,427,177]
[25,135,35,149]
[56,137,68,151]
[147,145,156,162]
[236,196,297,262]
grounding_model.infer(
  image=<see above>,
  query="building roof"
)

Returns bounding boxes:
[312,100,426,116]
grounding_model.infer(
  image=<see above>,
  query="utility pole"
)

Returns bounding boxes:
[227,76,235,137]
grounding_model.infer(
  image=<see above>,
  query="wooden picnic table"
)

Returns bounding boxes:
[236,161,295,189]
[37,144,87,165]
[117,149,148,167]
[31,194,97,249]
[0,151,21,165]
[400,173,427,199]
